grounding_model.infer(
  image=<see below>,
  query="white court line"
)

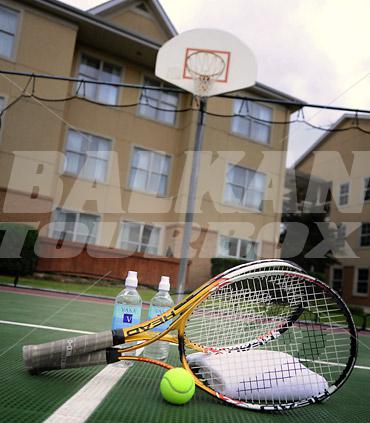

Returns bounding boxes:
[0,320,94,334]
[0,319,141,422]
[43,364,130,423]
[300,357,370,371]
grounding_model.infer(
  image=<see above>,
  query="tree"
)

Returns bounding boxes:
[280,210,338,276]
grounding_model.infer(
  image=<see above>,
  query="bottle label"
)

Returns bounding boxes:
[148,305,170,332]
[112,304,141,330]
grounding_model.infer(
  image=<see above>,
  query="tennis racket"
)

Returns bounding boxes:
[23,259,357,411]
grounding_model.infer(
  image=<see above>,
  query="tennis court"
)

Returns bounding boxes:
[0,287,369,423]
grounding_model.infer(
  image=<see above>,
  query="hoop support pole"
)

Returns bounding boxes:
[176,98,207,301]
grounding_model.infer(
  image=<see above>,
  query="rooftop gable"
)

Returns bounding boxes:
[89,0,177,43]
[293,113,370,169]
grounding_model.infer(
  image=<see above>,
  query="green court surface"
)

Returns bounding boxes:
[0,289,369,423]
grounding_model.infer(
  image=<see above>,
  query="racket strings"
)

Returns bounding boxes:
[184,271,355,407]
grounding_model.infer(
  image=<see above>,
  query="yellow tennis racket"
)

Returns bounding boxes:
[23,259,357,411]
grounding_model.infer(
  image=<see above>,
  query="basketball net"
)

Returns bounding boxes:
[185,51,226,99]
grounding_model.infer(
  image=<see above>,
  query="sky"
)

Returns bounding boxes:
[61,0,370,166]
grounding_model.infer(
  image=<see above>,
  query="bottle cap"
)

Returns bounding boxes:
[125,270,138,288]
[158,276,170,291]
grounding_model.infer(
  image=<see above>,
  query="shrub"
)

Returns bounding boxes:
[0,223,38,276]
[210,257,247,277]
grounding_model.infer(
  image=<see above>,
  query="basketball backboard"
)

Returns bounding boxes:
[155,28,257,97]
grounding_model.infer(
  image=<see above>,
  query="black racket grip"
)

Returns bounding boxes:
[23,330,115,374]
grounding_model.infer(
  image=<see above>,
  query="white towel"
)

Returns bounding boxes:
[187,349,328,401]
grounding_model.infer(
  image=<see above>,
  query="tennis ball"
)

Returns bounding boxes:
[160,368,195,405]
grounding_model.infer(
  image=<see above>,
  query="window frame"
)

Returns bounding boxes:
[353,267,369,297]
[50,207,101,245]
[63,128,112,183]
[231,99,273,145]
[330,266,343,294]
[336,223,346,251]
[338,182,350,206]
[138,76,179,126]
[218,234,259,261]
[118,220,162,256]
[364,177,370,202]
[76,52,122,105]
[223,163,266,211]
[128,146,171,196]
[0,3,20,61]
[0,95,7,143]
[360,222,370,247]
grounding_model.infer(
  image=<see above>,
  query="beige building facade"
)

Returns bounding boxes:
[294,115,370,310]
[0,0,301,289]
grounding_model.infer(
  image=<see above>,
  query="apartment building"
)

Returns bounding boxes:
[0,0,301,289]
[294,114,370,310]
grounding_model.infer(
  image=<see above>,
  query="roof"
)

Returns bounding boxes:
[292,113,370,169]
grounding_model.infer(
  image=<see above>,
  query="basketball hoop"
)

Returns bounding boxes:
[185,50,226,97]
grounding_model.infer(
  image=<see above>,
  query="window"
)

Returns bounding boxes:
[364,177,370,202]
[119,221,160,255]
[129,147,170,196]
[356,268,369,295]
[224,164,266,210]
[219,235,258,260]
[231,99,272,144]
[77,54,121,105]
[336,224,346,250]
[360,223,370,247]
[0,5,19,59]
[138,77,178,125]
[338,182,349,206]
[51,208,100,244]
[331,267,343,294]
[64,129,111,182]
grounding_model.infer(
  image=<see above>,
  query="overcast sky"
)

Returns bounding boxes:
[62,0,370,166]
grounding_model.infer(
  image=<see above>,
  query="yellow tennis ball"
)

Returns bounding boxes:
[160,368,195,405]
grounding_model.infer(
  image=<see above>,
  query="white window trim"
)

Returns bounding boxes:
[0,3,21,62]
[364,176,370,203]
[217,234,259,261]
[359,222,370,248]
[353,267,369,297]
[330,265,343,291]
[76,52,123,105]
[230,99,273,145]
[117,220,163,256]
[335,223,346,251]
[0,94,7,143]
[62,128,112,184]
[137,75,179,127]
[223,163,266,212]
[49,207,101,245]
[338,181,350,207]
[128,145,171,197]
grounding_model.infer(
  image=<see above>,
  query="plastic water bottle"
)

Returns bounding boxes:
[145,276,174,361]
[112,271,142,367]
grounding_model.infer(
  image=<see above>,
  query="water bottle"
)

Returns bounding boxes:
[145,276,174,361]
[112,271,142,367]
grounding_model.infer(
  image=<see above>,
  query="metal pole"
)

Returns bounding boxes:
[176,98,207,302]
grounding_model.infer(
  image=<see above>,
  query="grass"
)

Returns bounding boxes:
[0,274,158,302]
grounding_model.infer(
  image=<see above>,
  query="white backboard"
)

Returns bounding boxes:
[155,28,257,97]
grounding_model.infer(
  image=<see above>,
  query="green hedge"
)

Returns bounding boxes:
[0,223,38,276]
[211,257,248,277]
